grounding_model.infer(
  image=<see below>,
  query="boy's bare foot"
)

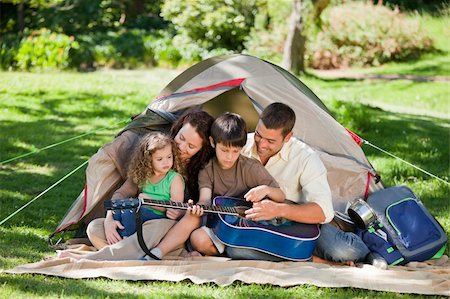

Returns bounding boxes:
[181,250,202,257]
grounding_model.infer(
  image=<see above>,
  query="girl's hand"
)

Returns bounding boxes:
[166,208,184,220]
[138,193,151,200]
[104,212,124,245]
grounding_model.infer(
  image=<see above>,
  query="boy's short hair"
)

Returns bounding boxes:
[211,112,247,148]
[260,102,296,137]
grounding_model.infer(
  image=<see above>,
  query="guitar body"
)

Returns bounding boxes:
[211,196,320,261]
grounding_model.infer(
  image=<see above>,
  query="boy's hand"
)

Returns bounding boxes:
[187,199,205,217]
[244,185,268,202]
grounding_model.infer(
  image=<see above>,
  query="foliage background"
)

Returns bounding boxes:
[0,0,447,70]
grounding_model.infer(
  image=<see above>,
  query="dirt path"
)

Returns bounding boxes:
[310,69,450,82]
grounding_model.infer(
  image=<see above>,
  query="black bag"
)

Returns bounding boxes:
[350,186,447,265]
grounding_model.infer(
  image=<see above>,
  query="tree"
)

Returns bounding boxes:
[282,0,329,74]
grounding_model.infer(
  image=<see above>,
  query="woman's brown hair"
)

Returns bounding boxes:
[170,110,214,202]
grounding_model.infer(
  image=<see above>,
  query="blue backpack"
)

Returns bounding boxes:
[353,186,447,265]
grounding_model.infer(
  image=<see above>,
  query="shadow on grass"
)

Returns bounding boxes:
[0,275,149,299]
[0,91,134,232]
[328,100,449,173]
[0,275,409,298]
[0,229,51,268]
[4,90,133,122]
[328,100,449,216]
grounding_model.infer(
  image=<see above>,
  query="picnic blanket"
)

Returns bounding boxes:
[4,245,450,296]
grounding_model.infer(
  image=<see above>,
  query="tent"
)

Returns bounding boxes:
[50,54,383,240]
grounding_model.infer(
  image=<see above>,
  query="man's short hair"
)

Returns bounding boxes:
[260,102,296,137]
[211,112,247,147]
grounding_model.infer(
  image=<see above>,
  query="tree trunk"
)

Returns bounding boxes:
[134,0,145,15]
[282,0,305,75]
[17,1,24,33]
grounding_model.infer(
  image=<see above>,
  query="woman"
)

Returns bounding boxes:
[58,110,214,260]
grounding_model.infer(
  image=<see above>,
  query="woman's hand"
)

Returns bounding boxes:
[104,211,124,245]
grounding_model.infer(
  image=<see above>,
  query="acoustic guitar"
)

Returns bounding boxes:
[104,196,320,261]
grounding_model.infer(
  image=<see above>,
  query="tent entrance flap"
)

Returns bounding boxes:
[202,88,259,130]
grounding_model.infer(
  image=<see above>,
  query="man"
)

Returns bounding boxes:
[190,102,370,264]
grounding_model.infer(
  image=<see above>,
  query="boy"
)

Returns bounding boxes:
[146,112,285,259]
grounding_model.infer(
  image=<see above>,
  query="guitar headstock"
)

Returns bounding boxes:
[104,198,141,210]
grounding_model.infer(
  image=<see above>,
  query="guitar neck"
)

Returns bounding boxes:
[141,199,244,216]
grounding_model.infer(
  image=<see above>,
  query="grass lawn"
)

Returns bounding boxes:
[0,67,448,298]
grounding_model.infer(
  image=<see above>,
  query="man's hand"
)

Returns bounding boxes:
[104,212,124,245]
[245,199,281,221]
[244,185,268,202]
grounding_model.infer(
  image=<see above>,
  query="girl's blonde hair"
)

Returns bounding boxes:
[127,132,182,187]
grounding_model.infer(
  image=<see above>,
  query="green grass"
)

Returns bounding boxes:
[0,68,448,298]
[302,76,449,119]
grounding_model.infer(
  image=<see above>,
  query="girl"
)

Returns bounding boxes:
[57,110,214,260]
[111,132,185,237]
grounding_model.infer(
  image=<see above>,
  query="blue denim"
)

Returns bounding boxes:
[112,207,165,237]
[225,223,370,263]
[313,223,370,263]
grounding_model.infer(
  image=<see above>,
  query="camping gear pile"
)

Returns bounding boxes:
[349,186,447,265]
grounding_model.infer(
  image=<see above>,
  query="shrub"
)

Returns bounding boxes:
[309,2,434,69]
[70,30,156,70]
[0,34,21,70]
[15,29,79,70]
[161,0,259,50]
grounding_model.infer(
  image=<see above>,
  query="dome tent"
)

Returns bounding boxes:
[51,54,382,240]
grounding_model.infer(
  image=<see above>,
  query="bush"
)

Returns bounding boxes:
[161,0,259,50]
[378,0,446,12]
[15,29,79,70]
[89,30,152,69]
[70,30,157,70]
[0,34,21,70]
[309,2,434,69]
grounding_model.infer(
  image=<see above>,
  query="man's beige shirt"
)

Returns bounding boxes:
[242,133,334,223]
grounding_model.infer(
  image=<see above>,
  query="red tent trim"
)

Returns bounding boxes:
[156,78,246,100]
[346,128,363,146]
